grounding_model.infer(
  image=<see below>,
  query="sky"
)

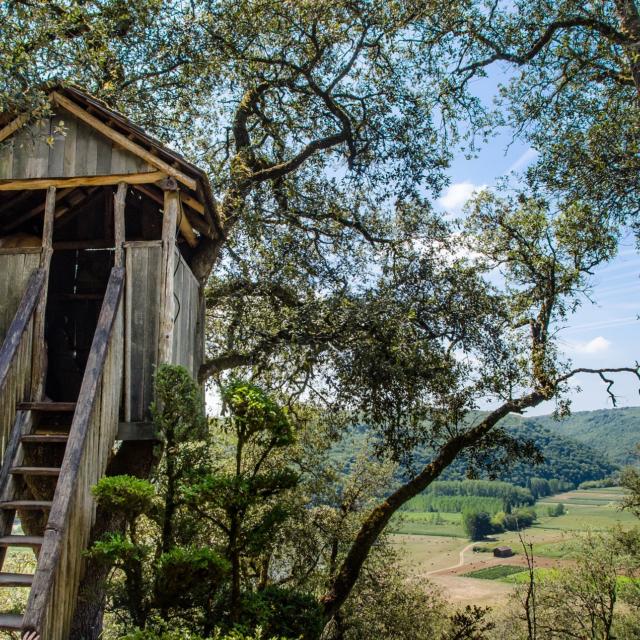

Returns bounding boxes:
[433,95,640,415]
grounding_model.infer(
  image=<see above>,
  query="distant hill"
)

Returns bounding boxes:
[330,411,624,490]
[525,407,640,466]
[440,420,618,488]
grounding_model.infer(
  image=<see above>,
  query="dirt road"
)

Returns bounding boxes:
[426,542,476,576]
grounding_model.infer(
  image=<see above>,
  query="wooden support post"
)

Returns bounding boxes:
[31,187,55,396]
[114,183,126,267]
[158,189,178,364]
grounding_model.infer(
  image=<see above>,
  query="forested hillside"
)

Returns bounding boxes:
[334,415,621,491]
[528,407,640,466]
[441,421,618,488]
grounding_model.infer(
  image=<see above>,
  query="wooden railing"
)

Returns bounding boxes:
[0,269,45,460]
[23,266,125,640]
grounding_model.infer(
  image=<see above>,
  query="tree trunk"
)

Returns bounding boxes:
[69,441,161,640]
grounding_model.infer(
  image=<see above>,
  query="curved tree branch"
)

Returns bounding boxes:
[458,17,634,74]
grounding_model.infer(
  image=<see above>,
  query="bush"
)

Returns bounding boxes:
[547,503,566,517]
[155,547,230,608]
[578,477,618,490]
[462,511,495,541]
[92,475,156,518]
[239,587,323,640]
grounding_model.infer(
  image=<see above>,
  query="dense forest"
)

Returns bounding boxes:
[334,416,621,491]
[531,407,640,465]
[441,421,619,487]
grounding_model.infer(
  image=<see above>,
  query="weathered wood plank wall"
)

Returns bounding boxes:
[171,247,200,379]
[122,242,202,422]
[0,111,154,180]
[123,241,162,422]
[23,267,124,640]
[0,269,45,468]
[0,249,41,345]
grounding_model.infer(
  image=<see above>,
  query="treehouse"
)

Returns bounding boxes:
[0,85,219,639]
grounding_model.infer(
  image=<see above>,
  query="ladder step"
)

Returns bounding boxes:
[0,572,33,587]
[0,613,23,630]
[21,434,69,444]
[0,500,52,511]
[10,466,61,477]
[17,402,76,412]
[0,535,44,548]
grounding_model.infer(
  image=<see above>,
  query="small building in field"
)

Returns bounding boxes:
[493,546,513,558]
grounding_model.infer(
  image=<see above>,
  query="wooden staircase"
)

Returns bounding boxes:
[0,402,73,632]
[0,266,124,639]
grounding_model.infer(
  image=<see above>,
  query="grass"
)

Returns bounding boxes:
[502,567,555,584]
[390,511,465,538]
[463,565,526,580]
[530,539,578,559]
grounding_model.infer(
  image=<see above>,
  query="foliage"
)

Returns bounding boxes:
[504,529,640,639]
[621,464,640,518]
[92,476,157,518]
[462,511,495,541]
[91,367,311,637]
[237,587,323,640]
[120,626,286,640]
[492,508,537,532]
[441,419,617,488]
[546,503,566,518]
[441,606,495,640]
[532,408,640,466]
[2,1,638,632]
[408,480,535,507]
[407,495,505,516]
[333,542,449,640]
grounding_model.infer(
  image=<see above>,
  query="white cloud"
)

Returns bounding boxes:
[568,336,612,354]
[437,181,486,212]
[506,147,539,174]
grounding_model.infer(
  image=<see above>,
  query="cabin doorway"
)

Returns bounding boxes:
[44,249,114,402]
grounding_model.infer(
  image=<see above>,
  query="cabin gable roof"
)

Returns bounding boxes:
[0,85,221,243]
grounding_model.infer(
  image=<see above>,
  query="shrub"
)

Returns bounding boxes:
[462,511,494,541]
[547,503,566,517]
[238,587,323,640]
[92,475,156,518]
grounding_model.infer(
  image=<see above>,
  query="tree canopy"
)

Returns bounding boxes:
[2,1,639,636]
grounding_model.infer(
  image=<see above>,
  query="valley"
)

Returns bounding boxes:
[391,487,636,610]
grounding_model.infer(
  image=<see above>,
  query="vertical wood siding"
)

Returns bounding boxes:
[0,112,154,180]
[123,243,202,422]
[0,269,45,477]
[171,247,200,379]
[0,250,42,345]
[123,242,162,422]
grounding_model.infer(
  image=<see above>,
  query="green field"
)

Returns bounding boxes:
[392,487,636,542]
[463,565,526,580]
[391,510,465,537]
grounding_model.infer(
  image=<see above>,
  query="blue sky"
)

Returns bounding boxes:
[433,103,640,414]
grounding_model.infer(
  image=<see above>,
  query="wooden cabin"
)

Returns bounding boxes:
[493,546,513,558]
[0,86,219,639]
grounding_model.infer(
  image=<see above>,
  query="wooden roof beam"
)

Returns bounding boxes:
[50,92,198,191]
[0,171,168,191]
[0,113,29,144]
[133,183,213,240]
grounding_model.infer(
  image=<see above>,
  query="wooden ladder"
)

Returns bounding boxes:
[0,403,74,633]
